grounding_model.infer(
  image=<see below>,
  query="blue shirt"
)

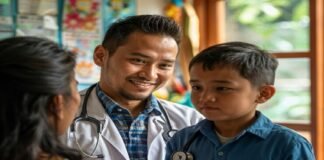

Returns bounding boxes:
[96,85,162,160]
[165,111,315,160]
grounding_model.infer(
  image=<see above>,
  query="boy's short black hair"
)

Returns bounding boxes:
[189,41,278,87]
[102,14,181,55]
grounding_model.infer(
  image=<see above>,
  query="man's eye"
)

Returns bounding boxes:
[131,58,146,64]
[159,63,173,70]
[216,87,232,91]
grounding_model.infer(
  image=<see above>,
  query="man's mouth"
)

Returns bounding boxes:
[129,79,156,88]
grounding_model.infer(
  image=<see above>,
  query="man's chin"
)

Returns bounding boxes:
[122,92,152,100]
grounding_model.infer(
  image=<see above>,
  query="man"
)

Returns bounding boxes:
[63,15,203,160]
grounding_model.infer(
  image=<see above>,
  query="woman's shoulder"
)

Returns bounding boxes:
[38,154,64,160]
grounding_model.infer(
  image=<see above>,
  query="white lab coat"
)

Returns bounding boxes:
[61,87,204,160]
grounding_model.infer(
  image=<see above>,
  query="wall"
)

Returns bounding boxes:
[136,0,168,15]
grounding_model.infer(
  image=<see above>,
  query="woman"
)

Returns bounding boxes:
[0,37,82,160]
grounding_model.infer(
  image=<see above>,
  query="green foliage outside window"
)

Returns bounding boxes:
[226,0,310,122]
[226,0,309,51]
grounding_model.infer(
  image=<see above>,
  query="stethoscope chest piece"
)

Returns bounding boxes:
[172,151,194,160]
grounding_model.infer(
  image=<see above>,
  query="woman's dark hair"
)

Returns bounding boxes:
[0,37,81,160]
[102,14,181,55]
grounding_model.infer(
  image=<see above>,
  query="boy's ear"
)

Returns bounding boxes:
[255,85,276,103]
[52,95,65,120]
[93,45,108,67]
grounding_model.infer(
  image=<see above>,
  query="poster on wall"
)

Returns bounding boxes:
[102,0,136,32]
[18,0,57,15]
[16,15,58,41]
[15,0,58,41]
[62,0,136,89]
[62,0,102,86]
[0,0,14,39]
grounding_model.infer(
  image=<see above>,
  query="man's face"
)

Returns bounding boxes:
[97,31,178,103]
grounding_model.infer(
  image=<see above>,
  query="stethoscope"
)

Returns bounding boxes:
[70,83,178,159]
[171,130,201,160]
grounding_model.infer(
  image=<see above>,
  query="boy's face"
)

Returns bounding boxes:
[189,63,261,124]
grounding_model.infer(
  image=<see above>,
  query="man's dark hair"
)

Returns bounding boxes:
[102,14,181,55]
[189,41,278,87]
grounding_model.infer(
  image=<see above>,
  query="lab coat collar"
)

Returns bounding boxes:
[81,87,130,160]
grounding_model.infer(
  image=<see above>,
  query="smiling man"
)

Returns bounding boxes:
[62,15,203,160]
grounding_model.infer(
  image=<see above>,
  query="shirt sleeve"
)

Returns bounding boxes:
[283,137,316,160]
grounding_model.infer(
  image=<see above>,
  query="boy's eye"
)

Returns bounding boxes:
[191,85,202,91]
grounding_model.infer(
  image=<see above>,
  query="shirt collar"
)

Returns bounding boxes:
[145,95,162,116]
[96,84,161,116]
[199,111,274,140]
[244,111,274,139]
[96,84,119,114]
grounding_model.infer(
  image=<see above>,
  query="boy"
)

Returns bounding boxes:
[165,42,315,160]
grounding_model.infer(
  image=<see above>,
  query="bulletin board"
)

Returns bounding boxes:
[0,0,15,39]
[0,0,136,90]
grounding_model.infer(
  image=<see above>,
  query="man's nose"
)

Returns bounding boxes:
[139,65,158,80]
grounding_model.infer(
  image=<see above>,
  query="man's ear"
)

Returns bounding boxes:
[93,45,108,67]
[52,95,65,120]
[255,85,276,103]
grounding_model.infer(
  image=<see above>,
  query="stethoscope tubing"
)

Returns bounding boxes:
[70,83,176,157]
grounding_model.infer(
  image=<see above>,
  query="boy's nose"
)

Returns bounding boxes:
[199,92,216,104]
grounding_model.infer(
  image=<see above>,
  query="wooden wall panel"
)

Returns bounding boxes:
[194,0,225,51]
[310,0,324,159]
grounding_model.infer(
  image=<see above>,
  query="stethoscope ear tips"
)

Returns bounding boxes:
[172,151,194,160]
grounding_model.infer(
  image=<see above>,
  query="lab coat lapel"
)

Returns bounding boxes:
[147,115,167,159]
[101,118,129,159]
[147,115,165,145]
[87,89,129,160]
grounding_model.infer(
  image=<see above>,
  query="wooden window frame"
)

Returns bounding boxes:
[193,0,324,159]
